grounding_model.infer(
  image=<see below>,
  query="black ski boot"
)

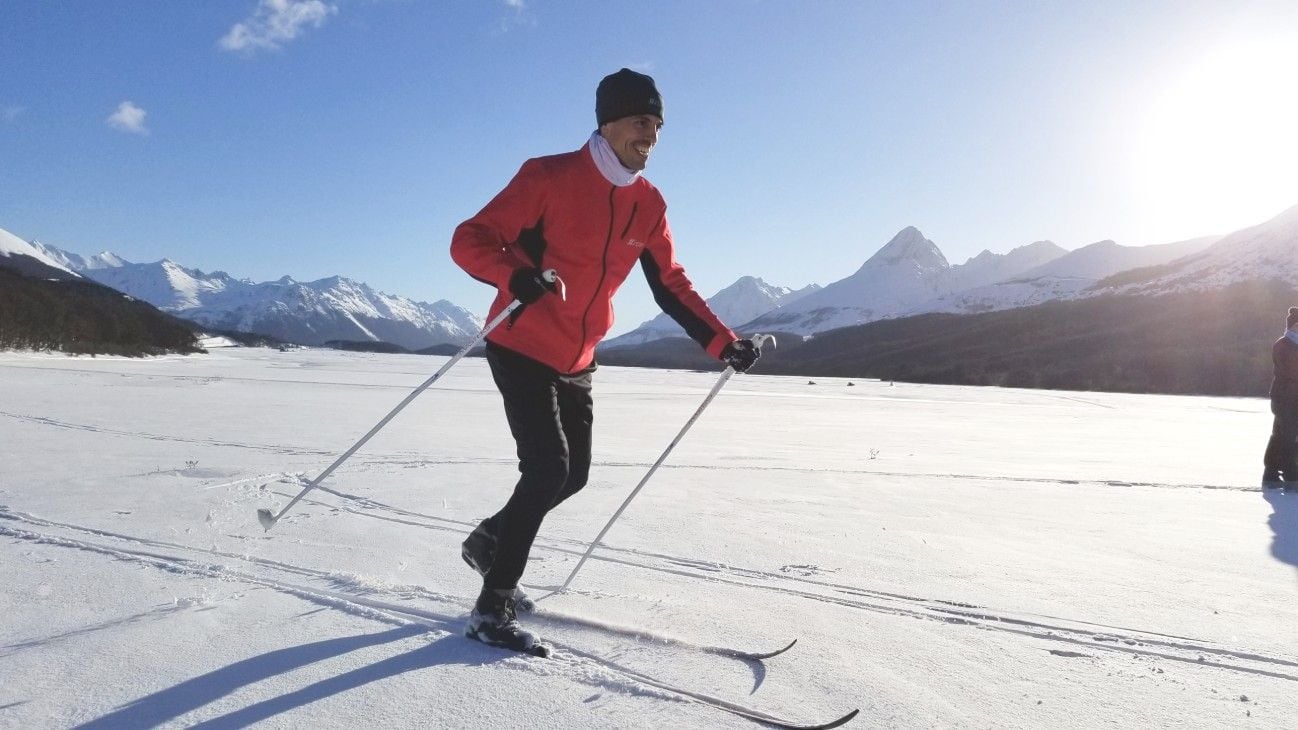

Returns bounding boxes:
[465,587,550,657]
[461,520,536,612]
[1263,471,1284,490]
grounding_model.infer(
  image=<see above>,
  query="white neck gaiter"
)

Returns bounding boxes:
[588,130,640,187]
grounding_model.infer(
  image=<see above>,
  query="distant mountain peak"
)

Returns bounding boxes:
[89,251,128,268]
[604,274,811,348]
[863,227,949,270]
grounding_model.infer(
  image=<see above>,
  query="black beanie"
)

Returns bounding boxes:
[596,68,663,126]
[1287,307,1298,328]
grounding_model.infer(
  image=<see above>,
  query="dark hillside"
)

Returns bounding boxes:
[0,267,202,356]
[598,280,1294,397]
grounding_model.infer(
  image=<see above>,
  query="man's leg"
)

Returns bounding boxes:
[481,345,572,591]
[1278,411,1298,485]
[547,368,594,511]
[1264,411,1296,487]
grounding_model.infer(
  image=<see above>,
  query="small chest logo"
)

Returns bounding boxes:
[625,238,645,249]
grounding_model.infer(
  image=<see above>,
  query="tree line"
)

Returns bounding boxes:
[598,279,1293,398]
[0,267,202,356]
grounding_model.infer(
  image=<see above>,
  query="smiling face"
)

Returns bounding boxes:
[598,114,663,171]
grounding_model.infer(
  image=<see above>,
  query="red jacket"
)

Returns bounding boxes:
[451,143,736,374]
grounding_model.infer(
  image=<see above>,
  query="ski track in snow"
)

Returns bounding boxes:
[0,410,334,456]
[320,496,1298,683]
[0,508,860,728]
[4,502,1294,690]
[0,362,500,395]
[330,458,1257,494]
[0,400,1250,494]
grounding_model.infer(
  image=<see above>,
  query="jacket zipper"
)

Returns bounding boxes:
[619,202,638,239]
[568,186,617,372]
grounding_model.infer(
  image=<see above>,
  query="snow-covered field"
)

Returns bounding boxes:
[1,347,1295,729]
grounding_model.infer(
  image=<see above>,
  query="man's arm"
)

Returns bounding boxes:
[638,212,737,360]
[451,159,548,291]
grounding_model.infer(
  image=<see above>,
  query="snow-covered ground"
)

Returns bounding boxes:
[1,347,1294,729]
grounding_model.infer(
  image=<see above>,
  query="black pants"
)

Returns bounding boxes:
[481,343,594,590]
[1264,407,1298,476]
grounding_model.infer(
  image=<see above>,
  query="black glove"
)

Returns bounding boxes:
[721,338,760,373]
[508,267,554,304]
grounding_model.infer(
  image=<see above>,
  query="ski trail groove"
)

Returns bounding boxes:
[265,490,1298,681]
[0,511,852,728]
[0,410,331,456]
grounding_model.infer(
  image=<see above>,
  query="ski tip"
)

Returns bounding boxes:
[732,637,799,661]
[256,508,276,530]
[820,708,859,729]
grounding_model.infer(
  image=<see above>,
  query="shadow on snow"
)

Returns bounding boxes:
[1265,489,1298,574]
[73,625,509,729]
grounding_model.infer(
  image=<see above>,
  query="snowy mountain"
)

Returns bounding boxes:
[0,228,81,280]
[739,227,952,335]
[604,276,819,347]
[33,244,128,272]
[943,240,1069,292]
[66,257,246,311]
[737,227,1070,335]
[179,274,484,351]
[25,237,483,350]
[1095,203,1298,295]
[730,225,1220,336]
[914,235,1219,315]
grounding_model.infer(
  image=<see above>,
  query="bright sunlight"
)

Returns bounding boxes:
[1132,36,1298,242]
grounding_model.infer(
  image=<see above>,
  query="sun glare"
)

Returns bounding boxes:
[1132,37,1298,242]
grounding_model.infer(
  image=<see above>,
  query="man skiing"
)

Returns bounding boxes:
[450,68,762,655]
[1263,306,1298,489]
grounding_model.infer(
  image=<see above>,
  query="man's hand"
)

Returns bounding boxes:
[721,338,761,373]
[508,267,556,304]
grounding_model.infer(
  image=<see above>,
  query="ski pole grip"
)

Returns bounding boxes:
[542,269,567,301]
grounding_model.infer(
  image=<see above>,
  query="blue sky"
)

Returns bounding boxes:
[3,1,1297,334]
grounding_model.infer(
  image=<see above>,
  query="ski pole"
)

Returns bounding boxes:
[257,270,564,531]
[557,333,774,591]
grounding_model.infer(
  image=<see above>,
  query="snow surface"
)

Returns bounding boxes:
[1,348,1296,728]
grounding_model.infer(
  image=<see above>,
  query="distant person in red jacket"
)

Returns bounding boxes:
[1263,307,1298,489]
[450,68,762,655]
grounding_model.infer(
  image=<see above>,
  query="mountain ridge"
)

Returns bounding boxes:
[23,239,483,350]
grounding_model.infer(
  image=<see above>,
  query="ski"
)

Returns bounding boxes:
[555,641,859,729]
[531,606,798,662]
[714,637,798,661]
[456,625,852,727]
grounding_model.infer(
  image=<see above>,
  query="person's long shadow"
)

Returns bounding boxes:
[1265,490,1298,571]
[74,623,498,729]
